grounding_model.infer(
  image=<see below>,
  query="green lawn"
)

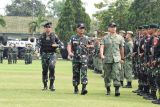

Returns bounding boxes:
[0,60,159,107]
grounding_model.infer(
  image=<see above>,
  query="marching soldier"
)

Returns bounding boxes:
[100,22,124,96]
[67,23,93,95]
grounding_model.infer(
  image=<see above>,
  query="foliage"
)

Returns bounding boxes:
[0,16,6,27]
[6,0,46,17]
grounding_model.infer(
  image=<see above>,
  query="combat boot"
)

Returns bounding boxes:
[106,87,111,95]
[81,84,88,95]
[42,81,48,91]
[74,86,79,94]
[115,86,120,97]
[49,80,55,91]
[144,91,157,100]
[152,99,160,105]
[123,82,132,88]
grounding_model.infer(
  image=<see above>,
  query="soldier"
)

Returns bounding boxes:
[0,42,4,64]
[24,43,34,64]
[123,31,134,88]
[67,23,93,95]
[119,30,126,86]
[12,44,18,64]
[152,25,160,104]
[100,22,124,96]
[8,43,13,64]
[38,22,62,91]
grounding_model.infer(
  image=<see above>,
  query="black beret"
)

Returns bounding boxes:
[137,26,143,30]
[77,23,85,28]
[143,25,149,29]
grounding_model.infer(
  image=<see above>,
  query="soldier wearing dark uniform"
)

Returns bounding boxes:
[8,44,13,64]
[38,22,62,91]
[24,43,34,64]
[67,23,93,95]
[0,43,4,64]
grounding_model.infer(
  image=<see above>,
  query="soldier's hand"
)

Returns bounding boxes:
[68,52,74,57]
[52,44,58,47]
[101,55,105,59]
[120,60,124,64]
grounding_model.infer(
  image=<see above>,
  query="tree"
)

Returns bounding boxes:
[129,0,160,30]
[56,0,91,42]
[6,0,46,16]
[47,0,65,18]
[0,16,6,27]
[28,16,48,35]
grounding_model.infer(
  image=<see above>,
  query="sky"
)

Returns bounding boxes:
[0,0,109,17]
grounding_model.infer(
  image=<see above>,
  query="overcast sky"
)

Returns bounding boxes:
[0,0,112,17]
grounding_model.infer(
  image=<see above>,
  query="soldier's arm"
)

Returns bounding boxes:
[100,44,104,59]
[125,42,133,59]
[67,37,74,56]
[120,38,125,60]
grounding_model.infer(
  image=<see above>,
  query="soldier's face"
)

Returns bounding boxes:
[108,27,117,33]
[44,26,52,33]
[77,28,85,35]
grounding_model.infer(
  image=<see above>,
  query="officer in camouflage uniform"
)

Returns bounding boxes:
[118,30,126,86]
[123,31,134,88]
[0,43,4,64]
[8,43,13,64]
[24,43,34,64]
[12,44,18,64]
[67,23,93,95]
[100,22,124,96]
[38,22,63,91]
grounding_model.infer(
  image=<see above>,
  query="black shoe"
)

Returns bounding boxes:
[49,85,55,91]
[74,86,79,94]
[115,86,120,97]
[152,99,160,104]
[42,86,48,91]
[106,87,111,95]
[81,84,88,95]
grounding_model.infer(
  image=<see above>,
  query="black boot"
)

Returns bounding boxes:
[152,99,160,105]
[74,86,79,94]
[81,84,88,95]
[106,87,111,95]
[115,86,120,97]
[120,81,123,87]
[42,81,48,91]
[49,80,55,91]
[123,82,132,88]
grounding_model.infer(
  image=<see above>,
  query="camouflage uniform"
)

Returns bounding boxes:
[68,34,89,94]
[24,44,34,64]
[12,45,18,64]
[101,32,124,96]
[0,43,4,63]
[8,45,13,64]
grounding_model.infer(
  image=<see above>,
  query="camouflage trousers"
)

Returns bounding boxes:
[25,53,32,64]
[103,62,121,87]
[12,53,17,64]
[0,53,3,63]
[41,53,57,83]
[124,60,133,82]
[8,53,12,64]
[72,57,88,86]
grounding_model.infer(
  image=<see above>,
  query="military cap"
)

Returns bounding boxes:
[77,23,85,29]
[149,24,159,29]
[44,22,52,28]
[119,30,126,34]
[143,25,149,29]
[108,22,117,27]
[127,31,133,35]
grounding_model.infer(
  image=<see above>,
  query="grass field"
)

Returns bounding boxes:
[0,60,159,107]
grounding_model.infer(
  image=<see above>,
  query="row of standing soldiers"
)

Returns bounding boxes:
[132,24,160,104]
[0,43,34,64]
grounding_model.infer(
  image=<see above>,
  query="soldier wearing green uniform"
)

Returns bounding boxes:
[0,43,4,64]
[67,23,93,95]
[24,43,34,64]
[119,30,126,86]
[8,44,13,64]
[100,22,124,96]
[12,44,18,64]
[123,31,134,88]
